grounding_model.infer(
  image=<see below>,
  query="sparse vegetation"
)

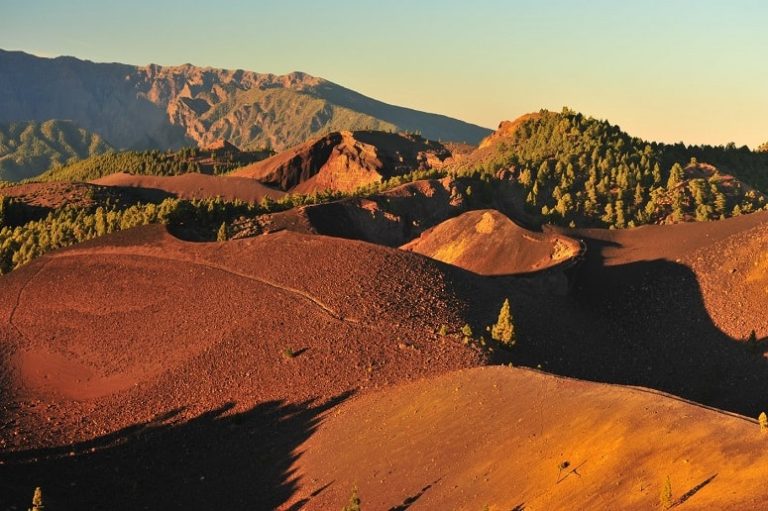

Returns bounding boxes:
[490,298,516,347]
[660,475,673,509]
[461,324,473,338]
[342,486,361,511]
[759,412,768,432]
[438,324,449,336]
[29,486,43,511]
[216,222,228,242]
[0,197,260,273]
[282,347,296,359]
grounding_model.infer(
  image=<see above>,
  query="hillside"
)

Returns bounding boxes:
[0,226,495,509]
[232,130,451,193]
[3,174,768,509]
[37,143,272,182]
[0,50,491,152]
[453,109,768,228]
[92,172,285,203]
[286,366,768,511]
[0,120,111,181]
[255,176,527,247]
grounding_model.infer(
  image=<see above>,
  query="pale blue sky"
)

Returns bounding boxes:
[2,0,766,147]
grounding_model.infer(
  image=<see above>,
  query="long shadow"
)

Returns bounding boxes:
[674,474,717,507]
[387,479,440,511]
[0,393,352,511]
[505,234,768,416]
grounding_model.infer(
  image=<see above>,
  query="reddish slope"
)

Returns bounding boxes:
[401,209,583,275]
[0,181,132,210]
[92,171,285,202]
[286,366,768,511]
[232,130,450,193]
[0,225,497,509]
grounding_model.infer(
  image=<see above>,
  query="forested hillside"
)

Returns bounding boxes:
[0,120,111,180]
[38,143,273,182]
[456,109,768,228]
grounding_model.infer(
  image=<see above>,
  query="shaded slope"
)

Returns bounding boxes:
[402,209,583,275]
[568,210,768,342]
[232,130,450,193]
[0,120,111,181]
[287,366,768,511]
[519,211,768,416]
[257,177,528,247]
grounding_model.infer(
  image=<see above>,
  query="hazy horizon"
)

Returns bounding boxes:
[2,0,766,148]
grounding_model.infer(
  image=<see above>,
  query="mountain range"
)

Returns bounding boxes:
[0,50,491,154]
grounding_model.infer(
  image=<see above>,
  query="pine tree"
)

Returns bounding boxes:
[491,298,516,346]
[667,163,684,190]
[342,486,361,511]
[660,476,673,509]
[29,487,43,511]
[216,222,228,241]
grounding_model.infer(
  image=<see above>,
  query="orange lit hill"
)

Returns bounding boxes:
[285,366,768,511]
[401,209,583,276]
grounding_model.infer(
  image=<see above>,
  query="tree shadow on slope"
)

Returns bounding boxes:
[0,393,351,511]
[505,236,768,417]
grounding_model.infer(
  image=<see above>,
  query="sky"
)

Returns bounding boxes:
[1,0,766,147]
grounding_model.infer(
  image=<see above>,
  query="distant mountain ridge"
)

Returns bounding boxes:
[0,50,491,152]
[0,120,111,180]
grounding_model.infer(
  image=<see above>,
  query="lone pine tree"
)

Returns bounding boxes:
[217,221,228,241]
[29,487,43,511]
[660,475,673,509]
[342,486,361,511]
[491,298,516,346]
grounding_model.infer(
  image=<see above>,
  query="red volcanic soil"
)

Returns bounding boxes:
[517,211,768,417]
[286,366,768,511]
[257,177,470,245]
[0,225,498,509]
[567,210,768,342]
[92,171,285,202]
[401,209,583,276]
[232,130,450,194]
[257,177,529,247]
[0,181,122,210]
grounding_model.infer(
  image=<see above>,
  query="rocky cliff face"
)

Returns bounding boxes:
[0,50,491,151]
[233,130,451,193]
